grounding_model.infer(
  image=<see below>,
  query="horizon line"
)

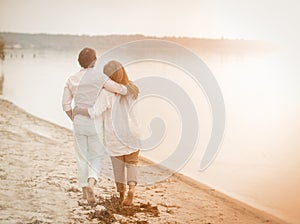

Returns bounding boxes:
[0,30,259,42]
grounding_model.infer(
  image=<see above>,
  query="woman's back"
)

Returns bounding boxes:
[95,89,140,156]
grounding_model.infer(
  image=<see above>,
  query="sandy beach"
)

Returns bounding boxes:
[0,98,288,224]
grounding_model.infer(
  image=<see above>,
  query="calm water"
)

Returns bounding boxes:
[2,47,300,223]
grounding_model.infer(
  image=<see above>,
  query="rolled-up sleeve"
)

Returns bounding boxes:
[62,80,73,111]
[103,79,127,95]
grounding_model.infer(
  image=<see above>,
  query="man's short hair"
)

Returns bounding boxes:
[78,48,96,68]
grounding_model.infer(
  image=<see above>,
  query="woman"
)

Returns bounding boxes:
[74,60,140,205]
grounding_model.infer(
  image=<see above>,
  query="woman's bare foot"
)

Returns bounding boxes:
[123,189,134,206]
[82,187,87,200]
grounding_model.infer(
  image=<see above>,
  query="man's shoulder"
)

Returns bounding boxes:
[85,68,98,74]
[67,69,96,84]
[67,70,83,80]
[82,69,106,82]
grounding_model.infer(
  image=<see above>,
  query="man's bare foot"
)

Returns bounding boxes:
[85,178,96,203]
[86,186,96,204]
[119,192,125,203]
[82,187,87,200]
[123,189,134,206]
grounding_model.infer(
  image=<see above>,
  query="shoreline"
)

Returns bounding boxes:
[140,156,288,224]
[0,98,289,224]
[172,173,288,224]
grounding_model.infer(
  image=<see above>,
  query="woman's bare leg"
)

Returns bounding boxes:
[119,191,125,202]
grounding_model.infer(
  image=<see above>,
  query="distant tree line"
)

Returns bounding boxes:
[0,38,4,61]
[0,37,4,95]
[0,32,272,54]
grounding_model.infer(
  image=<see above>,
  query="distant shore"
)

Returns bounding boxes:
[0,98,288,224]
[0,32,275,54]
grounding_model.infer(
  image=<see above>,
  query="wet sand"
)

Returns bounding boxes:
[0,98,288,224]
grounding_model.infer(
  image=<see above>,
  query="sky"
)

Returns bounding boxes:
[0,0,299,42]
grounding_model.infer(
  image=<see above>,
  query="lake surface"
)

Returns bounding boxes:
[2,46,300,223]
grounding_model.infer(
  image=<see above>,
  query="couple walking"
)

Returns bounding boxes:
[62,48,140,205]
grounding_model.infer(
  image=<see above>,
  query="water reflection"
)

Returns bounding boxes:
[2,47,300,223]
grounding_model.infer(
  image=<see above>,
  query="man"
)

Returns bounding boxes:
[62,47,127,203]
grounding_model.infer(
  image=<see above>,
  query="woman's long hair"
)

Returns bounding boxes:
[103,60,139,100]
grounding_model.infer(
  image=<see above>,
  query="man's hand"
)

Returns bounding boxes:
[126,82,139,99]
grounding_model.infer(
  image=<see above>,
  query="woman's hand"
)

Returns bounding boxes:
[73,106,79,118]
[73,106,90,118]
